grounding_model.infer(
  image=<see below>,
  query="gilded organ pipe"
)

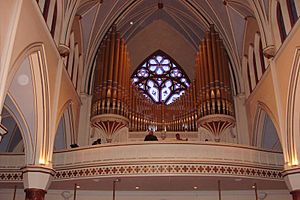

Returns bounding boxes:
[91,26,131,142]
[196,25,235,141]
[91,24,234,138]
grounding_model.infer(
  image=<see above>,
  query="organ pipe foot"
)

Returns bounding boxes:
[91,114,129,143]
[197,114,235,142]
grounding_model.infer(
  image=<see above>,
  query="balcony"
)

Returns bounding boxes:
[0,142,284,183]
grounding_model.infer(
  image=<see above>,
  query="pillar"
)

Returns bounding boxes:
[233,94,249,145]
[22,166,55,200]
[284,171,300,200]
[78,93,93,146]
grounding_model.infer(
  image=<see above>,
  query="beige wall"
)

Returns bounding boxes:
[245,68,279,143]
[128,20,196,80]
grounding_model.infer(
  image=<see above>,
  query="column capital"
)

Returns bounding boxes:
[21,166,55,191]
[263,45,275,59]
[283,167,300,192]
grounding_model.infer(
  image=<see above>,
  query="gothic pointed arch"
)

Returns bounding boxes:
[253,103,282,152]
[5,43,51,165]
[131,50,191,105]
[53,101,74,151]
[287,47,300,165]
[0,99,25,153]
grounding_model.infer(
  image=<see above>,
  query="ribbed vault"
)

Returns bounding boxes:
[77,0,254,95]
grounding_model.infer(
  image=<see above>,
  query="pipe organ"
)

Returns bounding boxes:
[195,25,235,141]
[91,25,130,142]
[91,25,235,142]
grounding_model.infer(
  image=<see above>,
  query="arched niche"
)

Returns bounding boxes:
[253,104,282,152]
[0,106,23,152]
[54,102,75,151]
[5,43,51,165]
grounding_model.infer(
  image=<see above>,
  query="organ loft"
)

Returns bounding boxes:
[1,1,300,200]
[91,25,235,142]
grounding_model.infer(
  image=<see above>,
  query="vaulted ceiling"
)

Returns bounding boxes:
[77,0,256,94]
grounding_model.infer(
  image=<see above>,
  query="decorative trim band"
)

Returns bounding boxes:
[0,164,283,182]
[0,172,22,181]
[54,164,282,180]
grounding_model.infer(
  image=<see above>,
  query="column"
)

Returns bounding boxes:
[233,94,249,145]
[78,93,93,146]
[22,166,55,200]
[284,171,300,200]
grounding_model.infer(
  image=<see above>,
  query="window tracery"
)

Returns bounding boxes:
[131,50,190,105]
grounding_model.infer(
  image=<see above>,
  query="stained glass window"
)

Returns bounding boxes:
[131,50,190,105]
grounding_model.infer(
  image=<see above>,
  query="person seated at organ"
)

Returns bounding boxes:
[175,133,188,141]
[144,130,158,141]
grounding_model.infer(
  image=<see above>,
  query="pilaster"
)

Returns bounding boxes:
[77,93,92,146]
[233,94,249,145]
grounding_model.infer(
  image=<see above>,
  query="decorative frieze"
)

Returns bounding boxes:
[0,163,282,182]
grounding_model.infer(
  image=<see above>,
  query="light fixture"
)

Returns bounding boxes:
[252,183,258,200]
[193,186,198,190]
[130,21,134,25]
[73,184,79,200]
[113,178,121,200]
[17,74,29,86]
[135,186,140,190]
[218,180,221,200]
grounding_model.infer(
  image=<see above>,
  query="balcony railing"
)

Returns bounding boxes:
[0,142,284,182]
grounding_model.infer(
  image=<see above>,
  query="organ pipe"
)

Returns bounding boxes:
[196,25,235,141]
[91,26,131,142]
[91,24,234,137]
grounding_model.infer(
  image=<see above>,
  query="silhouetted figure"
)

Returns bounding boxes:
[175,133,188,141]
[92,138,101,145]
[144,130,158,141]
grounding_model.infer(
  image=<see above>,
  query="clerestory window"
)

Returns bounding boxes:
[131,50,190,105]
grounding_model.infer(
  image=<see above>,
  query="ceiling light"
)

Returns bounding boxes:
[135,186,140,190]
[130,21,134,25]
[76,185,80,189]
[193,186,198,190]
[17,74,29,86]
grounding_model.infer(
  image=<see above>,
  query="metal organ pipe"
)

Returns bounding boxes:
[91,25,234,138]
[91,26,131,142]
[196,25,235,142]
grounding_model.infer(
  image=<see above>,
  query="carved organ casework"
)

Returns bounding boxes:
[196,25,235,141]
[91,25,130,142]
[91,24,235,142]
